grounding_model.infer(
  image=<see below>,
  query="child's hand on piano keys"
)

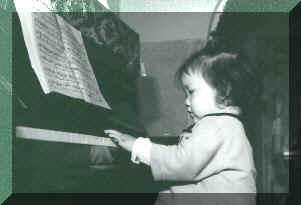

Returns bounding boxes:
[104,129,136,152]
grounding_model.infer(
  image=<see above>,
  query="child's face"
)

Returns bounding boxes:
[182,72,220,122]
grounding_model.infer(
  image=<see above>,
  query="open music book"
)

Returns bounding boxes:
[15,1,111,109]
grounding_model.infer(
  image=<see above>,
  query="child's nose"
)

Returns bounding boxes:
[185,102,191,112]
[185,98,191,107]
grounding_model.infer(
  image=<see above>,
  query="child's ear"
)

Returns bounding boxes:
[225,84,232,97]
[219,84,232,107]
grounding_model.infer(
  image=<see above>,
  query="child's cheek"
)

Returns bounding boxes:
[191,97,202,113]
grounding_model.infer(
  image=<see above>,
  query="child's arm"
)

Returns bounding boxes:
[150,121,224,182]
[105,119,224,182]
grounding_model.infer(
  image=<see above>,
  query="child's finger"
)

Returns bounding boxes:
[104,130,122,141]
[110,137,119,144]
[104,129,122,135]
[104,131,118,138]
[104,133,120,144]
[106,133,119,140]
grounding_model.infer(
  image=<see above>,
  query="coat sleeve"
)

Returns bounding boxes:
[150,120,224,182]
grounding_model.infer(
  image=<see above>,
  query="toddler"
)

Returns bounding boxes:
[105,52,257,204]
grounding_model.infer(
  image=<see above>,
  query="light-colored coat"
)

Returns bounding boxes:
[150,115,256,205]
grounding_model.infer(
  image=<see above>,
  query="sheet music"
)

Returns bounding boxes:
[15,0,111,109]
[57,16,111,109]
[15,4,51,92]
[33,12,84,100]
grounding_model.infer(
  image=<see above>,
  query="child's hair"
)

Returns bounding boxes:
[176,52,260,113]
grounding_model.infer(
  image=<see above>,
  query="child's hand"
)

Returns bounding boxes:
[104,129,136,152]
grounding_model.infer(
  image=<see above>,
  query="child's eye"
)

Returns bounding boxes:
[188,89,194,94]
[184,88,194,96]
